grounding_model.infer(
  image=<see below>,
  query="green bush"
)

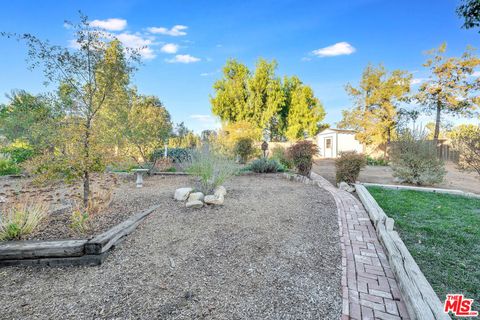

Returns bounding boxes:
[246,158,285,173]
[151,147,192,163]
[335,151,367,183]
[366,156,388,166]
[0,144,35,164]
[271,146,293,169]
[233,138,255,164]
[287,140,318,176]
[184,147,239,194]
[0,156,21,176]
[390,130,446,185]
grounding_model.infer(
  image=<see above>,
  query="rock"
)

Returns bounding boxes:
[174,188,193,201]
[188,192,204,202]
[338,181,355,193]
[204,194,224,205]
[186,200,204,209]
[214,186,227,197]
[0,196,5,203]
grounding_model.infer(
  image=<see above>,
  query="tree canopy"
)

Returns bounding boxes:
[211,58,325,141]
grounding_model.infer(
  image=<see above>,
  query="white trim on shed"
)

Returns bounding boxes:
[317,128,364,158]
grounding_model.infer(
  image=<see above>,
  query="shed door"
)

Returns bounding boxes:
[324,137,333,158]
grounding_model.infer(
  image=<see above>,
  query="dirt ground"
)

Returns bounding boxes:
[313,158,480,194]
[0,174,342,320]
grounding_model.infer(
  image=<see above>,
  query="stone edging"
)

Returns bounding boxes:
[0,204,160,267]
[355,184,450,320]
[361,182,480,199]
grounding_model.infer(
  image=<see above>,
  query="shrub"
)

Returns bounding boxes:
[233,137,255,164]
[287,140,318,176]
[271,146,293,169]
[151,147,192,163]
[366,156,388,166]
[70,208,90,234]
[390,130,446,185]
[246,158,285,173]
[335,151,367,183]
[184,146,239,194]
[450,124,480,176]
[0,155,21,176]
[0,142,35,164]
[0,201,47,241]
[154,157,175,172]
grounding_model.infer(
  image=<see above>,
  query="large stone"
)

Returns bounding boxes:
[204,194,224,205]
[174,187,193,201]
[188,192,204,202]
[338,181,355,193]
[186,200,204,209]
[214,186,227,197]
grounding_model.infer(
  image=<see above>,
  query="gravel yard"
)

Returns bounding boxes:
[0,174,342,319]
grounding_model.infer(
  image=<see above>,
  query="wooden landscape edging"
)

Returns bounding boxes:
[355,184,450,320]
[0,204,160,267]
[361,182,480,199]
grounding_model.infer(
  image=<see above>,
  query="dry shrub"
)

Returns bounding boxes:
[154,157,175,172]
[0,200,48,240]
[450,124,480,176]
[335,151,367,184]
[287,140,318,176]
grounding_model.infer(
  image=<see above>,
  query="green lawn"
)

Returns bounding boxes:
[366,186,480,312]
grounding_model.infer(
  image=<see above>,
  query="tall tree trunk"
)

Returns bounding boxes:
[434,101,441,141]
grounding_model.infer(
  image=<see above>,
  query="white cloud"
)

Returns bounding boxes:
[190,114,214,122]
[160,43,179,54]
[472,71,480,77]
[200,71,217,76]
[301,57,312,62]
[411,78,426,85]
[90,18,127,31]
[116,33,156,59]
[312,42,356,57]
[148,25,188,36]
[68,39,81,49]
[189,114,221,131]
[166,54,200,63]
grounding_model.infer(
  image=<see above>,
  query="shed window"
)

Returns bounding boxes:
[326,138,332,148]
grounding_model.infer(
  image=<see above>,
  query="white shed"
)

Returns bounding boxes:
[317,128,364,158]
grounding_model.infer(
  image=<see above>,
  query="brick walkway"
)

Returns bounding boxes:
[310,173,410,320]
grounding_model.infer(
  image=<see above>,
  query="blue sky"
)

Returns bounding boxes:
[0,0,478,133]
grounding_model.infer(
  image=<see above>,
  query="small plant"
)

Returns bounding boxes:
[152,148,192,163]
[287,140,318,176]
[233,138,255,164]
[70,208,90,234]
[390,129,446,185]
[87,187,113,215]
[335,151,367,183]
[0,155,21,176]
[271,146,293,169]
[246,158,285,173]
[0,142,35,164]
[0,201,48,241]
[184,146,239,194]
[366,156,388,166]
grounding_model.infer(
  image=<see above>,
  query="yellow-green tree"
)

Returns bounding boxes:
[416,43,480,141]
[339,64,411,146]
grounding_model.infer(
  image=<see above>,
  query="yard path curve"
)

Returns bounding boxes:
[311,172,411,320]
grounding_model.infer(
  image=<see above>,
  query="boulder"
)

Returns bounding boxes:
[174,187,193,201]
[204,194,224,205]
[214,186,227,197]
[338,181,355,193]
[188,192,204,202]
[186,200,204,209]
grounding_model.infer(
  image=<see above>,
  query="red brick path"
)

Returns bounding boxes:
[310,173,410,320]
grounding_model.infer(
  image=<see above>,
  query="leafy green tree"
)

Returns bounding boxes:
[211,58,325,141]
[124,93,172,162]
[416,43,480,141]
[284,76,325,140]
[339,64,411,147]
[457,0,480,32]
[2,14,140,207]
[450,124,480,175]
[0,90,60,151]
[168,122,200,148]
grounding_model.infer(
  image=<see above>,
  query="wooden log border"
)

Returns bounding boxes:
[0,204,160,267]
[355,184,450,320]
